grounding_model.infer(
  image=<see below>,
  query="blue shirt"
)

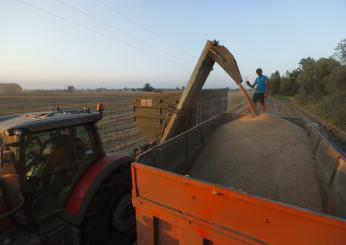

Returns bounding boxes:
[255,75,268,93]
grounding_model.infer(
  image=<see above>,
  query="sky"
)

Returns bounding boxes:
[1,0,345,90]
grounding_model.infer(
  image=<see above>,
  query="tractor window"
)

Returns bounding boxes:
[24,124,101,220]
[0,133,18,147]
[0,133,19,167]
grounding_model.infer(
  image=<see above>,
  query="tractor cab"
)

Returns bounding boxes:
[0,110,104,243]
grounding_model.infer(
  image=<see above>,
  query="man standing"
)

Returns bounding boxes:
[246,68,269,113]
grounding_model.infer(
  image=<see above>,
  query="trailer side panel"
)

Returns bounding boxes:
[132,163,346,245]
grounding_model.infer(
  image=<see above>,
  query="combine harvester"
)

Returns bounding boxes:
[132,40,346,244]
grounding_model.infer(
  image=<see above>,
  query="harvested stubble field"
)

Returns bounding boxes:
[0,91,146,153]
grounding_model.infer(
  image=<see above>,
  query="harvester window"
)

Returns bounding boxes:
[24,124,100,220]
[141,99,153,107]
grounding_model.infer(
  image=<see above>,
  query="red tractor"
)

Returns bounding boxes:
[0,108,136,244]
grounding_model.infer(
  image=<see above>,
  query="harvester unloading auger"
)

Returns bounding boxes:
[160,40,258,143]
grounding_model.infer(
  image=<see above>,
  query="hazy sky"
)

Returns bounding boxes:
[1,0,345,89]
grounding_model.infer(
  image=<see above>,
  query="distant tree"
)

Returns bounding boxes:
[96,87,108,92]
[297,57,340,98]
[181,86,185,91]
[325,66,346,94]
[67,85,75,92]
[175,86,180,91]
[318,66,346,128]
[142,83,155,92]
[265,39,346,130]
[269,71,281,95]
[272,69,299,97]
[279,77,299,96]
[334,38,346,64]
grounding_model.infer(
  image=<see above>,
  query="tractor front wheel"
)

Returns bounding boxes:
[81,167,136,245]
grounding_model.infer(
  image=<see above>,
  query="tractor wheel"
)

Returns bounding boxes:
[80,166,136,245]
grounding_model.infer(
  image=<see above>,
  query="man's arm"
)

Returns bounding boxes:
[246,80,256,88]
[265,78,269,96]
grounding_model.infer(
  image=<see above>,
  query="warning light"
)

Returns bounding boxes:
[96,103,104,114]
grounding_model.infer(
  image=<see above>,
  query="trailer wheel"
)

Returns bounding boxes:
[81,167,136,245]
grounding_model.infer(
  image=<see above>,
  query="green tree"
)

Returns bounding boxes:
[297,57,340,98]
[325,66,346,94]
[279,77,299,96]
[67,85,75,92]
[334,38,346,64]
[142,83,155,92]
[318,67,346,128]
[276,69,300,96]
[269,71,281,95]
[296,57,315,97]
[269,39,346,130]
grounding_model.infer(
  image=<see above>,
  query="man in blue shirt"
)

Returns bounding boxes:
[246,68,269,113]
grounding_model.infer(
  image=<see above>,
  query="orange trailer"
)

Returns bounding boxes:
[132,113,346,244]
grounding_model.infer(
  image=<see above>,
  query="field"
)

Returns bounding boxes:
[0,90,345,153]
[0,91,146,153]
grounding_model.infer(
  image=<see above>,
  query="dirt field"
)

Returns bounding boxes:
[0,91,146,153]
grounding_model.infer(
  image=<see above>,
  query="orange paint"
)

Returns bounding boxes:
[132,163,346,245]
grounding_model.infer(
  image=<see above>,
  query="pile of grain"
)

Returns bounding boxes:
[190,113,322,211]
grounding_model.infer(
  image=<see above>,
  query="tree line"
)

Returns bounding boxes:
[269,39,346,129]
